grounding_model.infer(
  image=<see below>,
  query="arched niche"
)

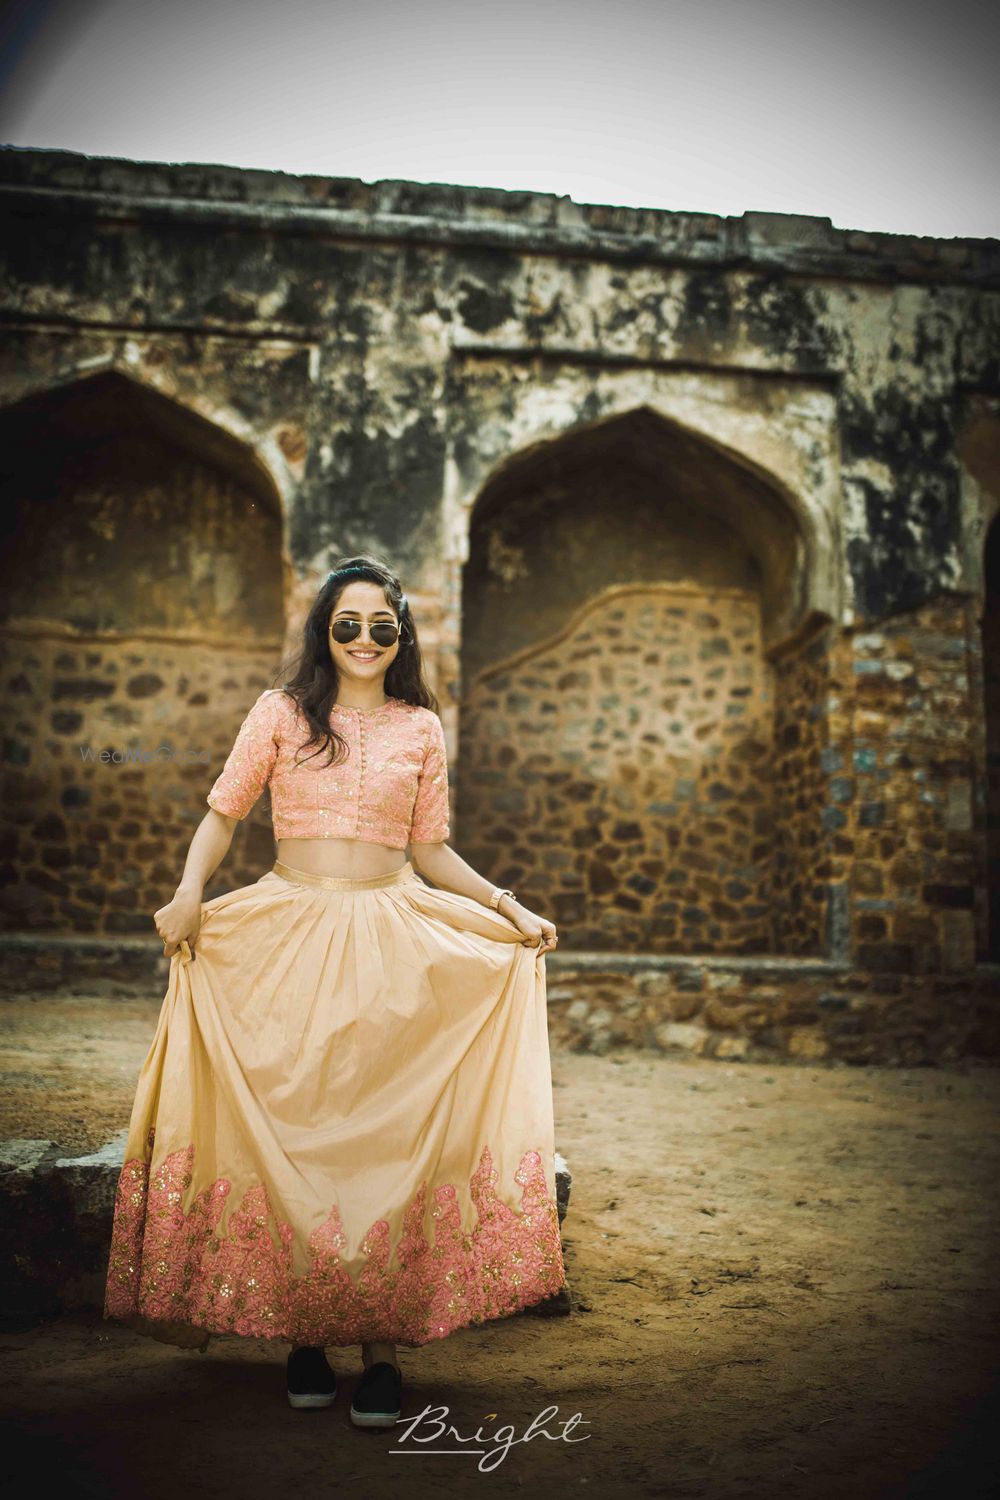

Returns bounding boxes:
[0,370,284,635]
[0,371,286,937]
[455,406,832,957]
[460,406,817,678]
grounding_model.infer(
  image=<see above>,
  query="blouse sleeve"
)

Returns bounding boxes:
[206,690,281,821]
[409,711,451,843]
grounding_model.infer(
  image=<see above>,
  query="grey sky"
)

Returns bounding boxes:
[0,0,997,238]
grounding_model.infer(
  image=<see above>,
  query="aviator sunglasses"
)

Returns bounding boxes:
[329,615,405,647]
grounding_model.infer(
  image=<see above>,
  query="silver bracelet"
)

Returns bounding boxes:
[489,886,516,910]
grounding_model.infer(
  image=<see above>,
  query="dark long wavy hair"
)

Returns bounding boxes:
[271,554,441,767]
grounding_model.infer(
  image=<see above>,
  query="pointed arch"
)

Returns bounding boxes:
[0,366,287,937]
[453,401,834,959]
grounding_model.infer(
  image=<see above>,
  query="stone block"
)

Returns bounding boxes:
[786,1029,832,1060]
[704,998,743,1031]
[653,1021,708,1054]
[713,1034,750,1059]
[669,990,703,1022]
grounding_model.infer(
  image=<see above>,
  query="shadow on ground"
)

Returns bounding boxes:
[1,987,999,1497]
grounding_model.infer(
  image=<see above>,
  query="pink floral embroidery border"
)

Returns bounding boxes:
[105,1129,566,1346]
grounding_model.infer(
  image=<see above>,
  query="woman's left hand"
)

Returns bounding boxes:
[505,902,558,952]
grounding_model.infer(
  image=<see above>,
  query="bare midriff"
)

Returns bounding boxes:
[275,836,409,880]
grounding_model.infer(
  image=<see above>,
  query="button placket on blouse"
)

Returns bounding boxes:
[354,706,393,836]
[356,714,367,835]
[317,710,356,832]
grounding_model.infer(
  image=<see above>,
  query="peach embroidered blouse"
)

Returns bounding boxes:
[206,689,450,849]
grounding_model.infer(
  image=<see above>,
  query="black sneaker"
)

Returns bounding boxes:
[286,1345,337,1410]
[349,1360,402,1428]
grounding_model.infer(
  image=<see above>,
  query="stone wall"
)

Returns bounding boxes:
[0,147,998,1059]
[0,371,285,933]
[0,636,282,933]
[844,597,985,973]
[985,520,1000,955]
[457,583,777,952]
[770,624,838,956]
[543,955,1000,1066]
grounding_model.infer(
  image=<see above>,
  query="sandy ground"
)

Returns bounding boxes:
[1,988,999,1498]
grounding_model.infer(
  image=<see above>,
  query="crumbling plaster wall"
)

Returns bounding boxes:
[0,150,998,972]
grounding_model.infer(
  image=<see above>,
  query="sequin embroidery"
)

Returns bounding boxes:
[104,1135,566,1346]
[205,691,450,849]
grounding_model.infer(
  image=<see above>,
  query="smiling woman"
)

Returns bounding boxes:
[103,552,564,1429]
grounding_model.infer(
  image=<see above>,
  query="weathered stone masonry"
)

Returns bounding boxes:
[0,146,998,1063]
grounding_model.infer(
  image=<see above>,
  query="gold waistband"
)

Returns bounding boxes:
[270,858,416,892]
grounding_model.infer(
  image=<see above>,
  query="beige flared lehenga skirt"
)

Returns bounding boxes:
[103,859,566,1352]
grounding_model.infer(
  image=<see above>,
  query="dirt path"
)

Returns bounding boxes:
[1,999,999,1497]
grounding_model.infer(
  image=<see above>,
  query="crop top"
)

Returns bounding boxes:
[205,689,450,850]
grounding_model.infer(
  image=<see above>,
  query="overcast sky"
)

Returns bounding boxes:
[0,0,996,239]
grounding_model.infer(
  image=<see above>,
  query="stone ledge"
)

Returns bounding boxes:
[542,958,1000,1065]
[0,933,847,993]
[551,951,850,977]
[0,1130,129,1328]
[0,933,175,993]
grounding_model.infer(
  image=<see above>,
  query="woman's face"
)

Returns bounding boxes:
[327,580,401,687]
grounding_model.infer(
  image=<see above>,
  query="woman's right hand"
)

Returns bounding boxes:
[154,886,204,958]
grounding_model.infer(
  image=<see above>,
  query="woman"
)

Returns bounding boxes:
[103,555,566,1430]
